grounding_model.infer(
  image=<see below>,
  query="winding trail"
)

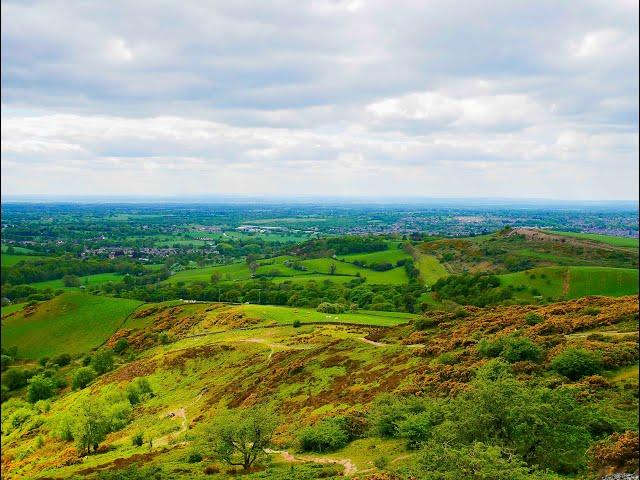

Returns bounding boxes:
[153,407,187,447]
[266,449,357,476]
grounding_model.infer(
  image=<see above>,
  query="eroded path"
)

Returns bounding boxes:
[266,449,357,476]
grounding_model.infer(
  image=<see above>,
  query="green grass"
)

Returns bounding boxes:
[166,262,250,283]
[551,231,639,248]
[28,272,124,290]
[338,248,410,265]
[567,267,639,298]
[1,302,26,316]
[1,253,45,267]
[499,266,638,301]
[241,304,417,326]
[1,293,143,359]
[414,253,448,285]
[1,245,38,254]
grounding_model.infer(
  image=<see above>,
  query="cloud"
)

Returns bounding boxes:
[1,0,638,199]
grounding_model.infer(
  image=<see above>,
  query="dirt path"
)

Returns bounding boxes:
[266,449,357,476]
[153,407,187,447]
[562,268,571,297]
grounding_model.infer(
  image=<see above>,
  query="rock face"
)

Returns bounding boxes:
[602,474,639,480]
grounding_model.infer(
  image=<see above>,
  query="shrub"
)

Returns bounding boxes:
[91,351,114,375]
[188,451,203,463]
[72,367,96,390]
[2,368,27,390]
[479,335,542,363]
[414,317,437,331]
[414,441,550,480]
[397,403,446,448]
[26,374,55,403]
[500,336,542,363]
[550,348,602,380]
[1,354,13,371]
[437,351,461,365]
[52,353,72,367]
[452,308,469,319]
[292,320,302,328]
[525,312,543,325]
[132,432,144,447]
[113,339,129,354]
[316,302,346,314]
[373,456,389,469]
[588,431,639,473]
[299,417,349,453]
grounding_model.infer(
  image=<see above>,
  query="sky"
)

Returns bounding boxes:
[1,0,638,200]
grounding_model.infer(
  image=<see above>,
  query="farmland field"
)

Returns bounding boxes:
[28,272,124,290]
[1,293,143,358]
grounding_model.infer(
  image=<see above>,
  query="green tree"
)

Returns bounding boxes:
[207,406,278,470]
[72,401,109,455]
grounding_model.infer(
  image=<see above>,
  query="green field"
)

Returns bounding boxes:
[551,231,639,248]
[414,252,449,285]
[1,293,143,359]
[242,304,417,326]
[338,248,410,265]
[1,253,45,267]
[500,266,638,300]
[28,272,124,290]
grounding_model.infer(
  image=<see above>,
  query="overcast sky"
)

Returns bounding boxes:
[1,0,638,200]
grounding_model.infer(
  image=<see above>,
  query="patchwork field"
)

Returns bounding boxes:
[166,254,410,286]
[1,293,143,359]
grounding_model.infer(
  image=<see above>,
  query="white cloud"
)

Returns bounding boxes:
[0,0,638,199]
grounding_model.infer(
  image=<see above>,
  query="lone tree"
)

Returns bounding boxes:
[207,406,278,471]
[329,263,337,275]
[72,401,108,455]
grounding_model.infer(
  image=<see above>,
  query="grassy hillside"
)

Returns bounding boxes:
[1,296,637,479]
[1,293,143,359]
[551,231,639,248]
[500,266,639,301]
